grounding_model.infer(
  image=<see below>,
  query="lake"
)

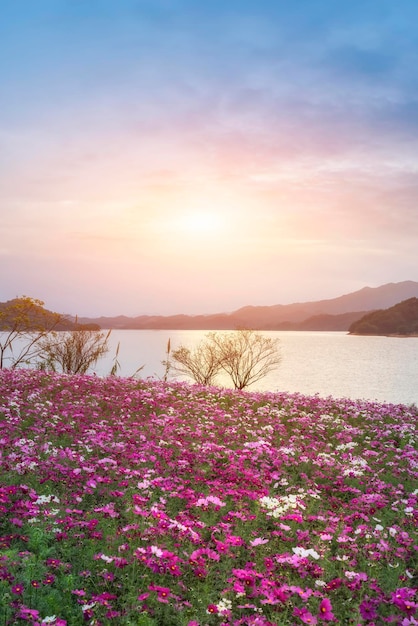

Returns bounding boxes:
[2,330,416,406]
[87,330,418,406]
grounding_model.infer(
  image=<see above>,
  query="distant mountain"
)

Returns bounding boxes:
[78,281,418,331]
[349,297,418,336]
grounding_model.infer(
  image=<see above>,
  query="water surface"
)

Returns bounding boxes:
[91,330,418,406]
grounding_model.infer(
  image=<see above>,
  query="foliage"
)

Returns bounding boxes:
[349,297,418,335]
[37,329,111,374]
[171,329,281,390]
[0,370,416,625]
[0,296,64,369]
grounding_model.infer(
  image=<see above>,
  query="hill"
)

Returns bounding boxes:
[78,280,418,330]
[2,282,418,332]
[349,297,418,336]
[0,298,100,332]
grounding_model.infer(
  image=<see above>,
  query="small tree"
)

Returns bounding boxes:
[0,296,63,369]
[38,328,110,374]
[170,329,281,390]
[171,339,222,385]
[211,329,281,390]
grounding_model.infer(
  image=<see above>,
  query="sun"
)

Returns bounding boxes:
[150,204,233,246]
[177,211,224,235]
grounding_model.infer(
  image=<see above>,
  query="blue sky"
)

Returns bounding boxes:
[1,0,417,315]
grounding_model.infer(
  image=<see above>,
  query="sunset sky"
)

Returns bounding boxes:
[1,0,418,316]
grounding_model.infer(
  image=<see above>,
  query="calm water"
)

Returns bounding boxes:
[2,330,416,405]
[87,330,418,406]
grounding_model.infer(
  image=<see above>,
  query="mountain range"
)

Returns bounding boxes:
[77,281,418,331]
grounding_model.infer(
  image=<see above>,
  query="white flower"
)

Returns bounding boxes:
[292,547,320,560]
[100,555,113,563]
[137,479,151,489]
[216,598,232,615]
[150,546,163,557]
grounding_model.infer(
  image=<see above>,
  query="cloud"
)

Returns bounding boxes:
[1,1,418,314]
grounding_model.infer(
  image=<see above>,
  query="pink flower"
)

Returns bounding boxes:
[294,607,318,624]
[138,592,150,602]
[72,589,86,597]
[250,537,269,547]
[318,598,336,621]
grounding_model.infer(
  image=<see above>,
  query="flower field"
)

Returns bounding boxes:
[0,370,417,625]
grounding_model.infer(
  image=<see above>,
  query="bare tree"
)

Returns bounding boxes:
[210,329,281,390]
[0,296,63,369]
[37,329,110,374]
[170,329,281,390]
[171,339,223,385]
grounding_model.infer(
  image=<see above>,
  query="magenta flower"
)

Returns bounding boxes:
[318,598,335,621]
[148,584,172,603]
[138,592,150,602]
[359,600,378,620]
[92,592,117,606]
[18,606,40,620]
[1,369,417,626]
[11,583,24,595]
[294,607,318,624]
[392,589,417,616]
[43,574,55,585]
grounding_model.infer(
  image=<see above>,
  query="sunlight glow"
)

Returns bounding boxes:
[177,211,224,235]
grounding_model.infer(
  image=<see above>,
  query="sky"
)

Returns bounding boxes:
[1,0,418,316]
